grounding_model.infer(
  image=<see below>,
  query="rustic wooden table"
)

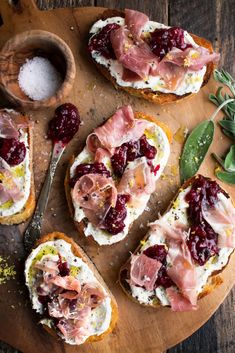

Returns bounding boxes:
[0,1,234,353]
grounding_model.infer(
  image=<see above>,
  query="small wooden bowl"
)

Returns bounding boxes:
[0,30,76,110]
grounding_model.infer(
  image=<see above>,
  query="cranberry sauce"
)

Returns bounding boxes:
[48,103,80,144]
[102,194,130,235]
[70,162,111,188]
[58,254,70,277]
[185,175,222,266]
[143,245,174,289]
[0,138,26,166]
[149,27,192,60]
[88,23,120,59]
[111,134,157,177]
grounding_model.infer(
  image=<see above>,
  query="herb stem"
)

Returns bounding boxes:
[209,98,235,121]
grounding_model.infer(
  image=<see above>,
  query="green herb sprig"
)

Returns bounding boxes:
[180,98,234,183]
[212,145,235,184]
[209,69,235,139]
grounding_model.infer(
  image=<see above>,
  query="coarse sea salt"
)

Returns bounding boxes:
[18,56,62,101]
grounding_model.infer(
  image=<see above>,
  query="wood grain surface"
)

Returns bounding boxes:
[0,1,234,353]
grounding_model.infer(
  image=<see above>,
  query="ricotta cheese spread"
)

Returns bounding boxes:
[89,17,207,96]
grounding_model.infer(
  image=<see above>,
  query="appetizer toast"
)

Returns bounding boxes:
[119,175,235,311]
[65,105,172,245]
[0,110,35,225]
[88,9,219,104]
[25,232,118,345]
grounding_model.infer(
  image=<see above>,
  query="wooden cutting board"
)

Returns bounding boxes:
[0,1,234,353]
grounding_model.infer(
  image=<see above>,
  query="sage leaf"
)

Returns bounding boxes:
[216,170,235,184]
[180,120,214,183]
[224,145,235,171]
[219,120,235,133]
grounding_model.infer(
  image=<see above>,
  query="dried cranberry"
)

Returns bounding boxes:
[0,138,26,166]
[149,27,192,60]
[143,244,167,264]
[48,103,80,144]
[155,267,174,288]
[111,134,157,177]
[103,194,130,235]
[70,162,111,187]
[38,295,50,306]
[88,23,120,59]
[142,244,173,289]
[140,135,157,159]
[58,253,70,277]
[185,175,223,265]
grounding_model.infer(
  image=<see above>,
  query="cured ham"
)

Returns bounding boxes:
[34,252,107,344]
[156,47,220,89]
[166,287,197,311]
[86,105,150,154]
[130,253,162,291]
[118,159,155,206]
[72,174,117,226]
[0,111,19,139]
[125,9,148,38]
[110,27,159,79]
[161,47,220,71]
[167,241,198,306]
[0,158,23,205]
[107,10,220,85]
[202,196,235,248]
[149,220,198,306]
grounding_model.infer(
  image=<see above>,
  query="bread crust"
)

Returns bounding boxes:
[34,232,118,344]
[64,111,172,244]
[89,9,215,105]
[0,114,35,225]
[119,175,232,308]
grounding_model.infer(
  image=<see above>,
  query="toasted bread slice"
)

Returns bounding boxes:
[65,110,172,246]
[25,232,118,345]
[88,9,215,105]
[0,111,35,225]
[119,175,234,309]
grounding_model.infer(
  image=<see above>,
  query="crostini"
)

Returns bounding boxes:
[88,9,219,104]
[0,109,35,224]
[119,175,235,311]
[25,232,118,345]
[65,105,171,245]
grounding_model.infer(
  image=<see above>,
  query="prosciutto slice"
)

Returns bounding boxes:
[202,196,235,248]
[125,9,149,37]
[72,174,117,226]
[166,287,197,312]
[34,254,107,344]
[130,253,162,291]
[108,8,220,85]
[149,220,198,307]
[167,241,198,306]
[0,158,23,205]
[0,111,19,139]
[156,47,220,89]
[118,158,155,207]
[86,105,150,154]
[111,27,159,79]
